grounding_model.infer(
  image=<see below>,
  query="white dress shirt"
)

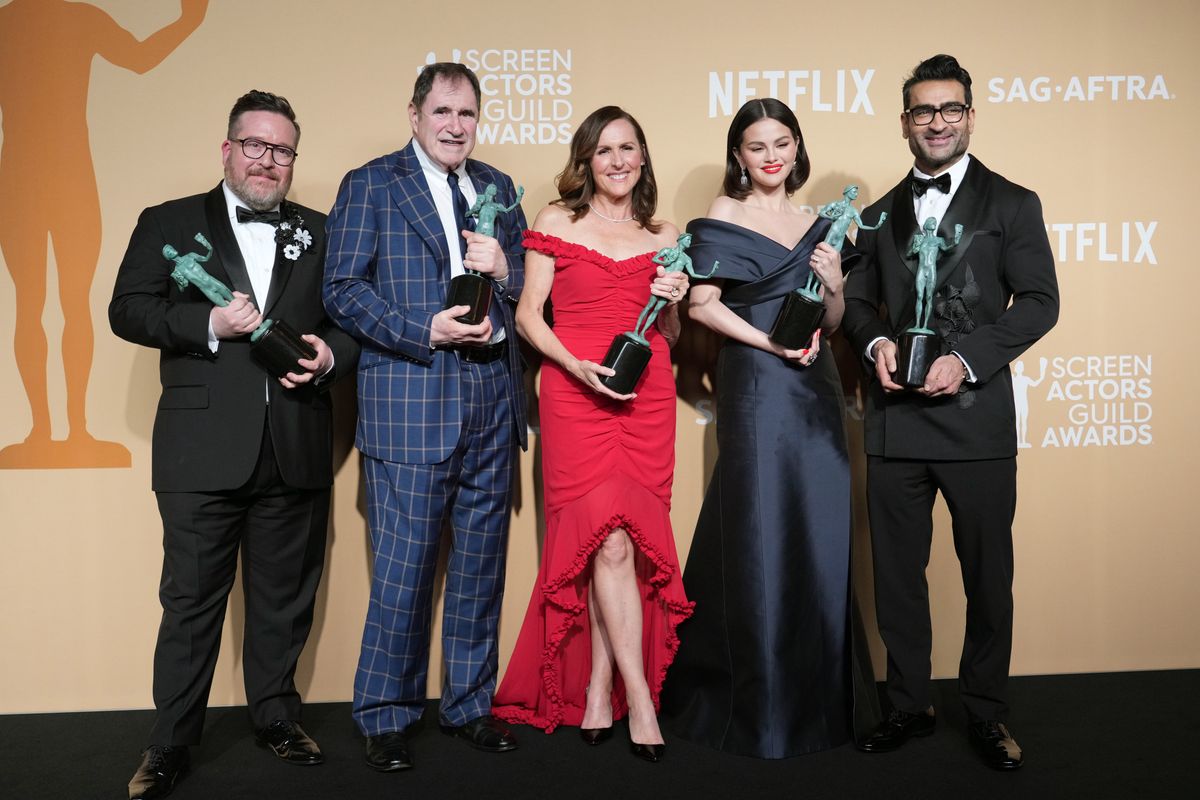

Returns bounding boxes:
[912,153,971,231]
[207,181,280,353]
[411,139,505,344]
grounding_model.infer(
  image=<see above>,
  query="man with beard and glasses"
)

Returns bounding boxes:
[110,90,359,799]
[843,54,1059,771]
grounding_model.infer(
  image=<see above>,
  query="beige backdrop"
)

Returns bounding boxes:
[1,0,1196,714]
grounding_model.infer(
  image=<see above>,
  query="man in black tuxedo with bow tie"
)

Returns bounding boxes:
[110,90,359,799]
[843,54,1059,770]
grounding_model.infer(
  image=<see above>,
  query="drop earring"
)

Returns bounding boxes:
[739,166,749,187]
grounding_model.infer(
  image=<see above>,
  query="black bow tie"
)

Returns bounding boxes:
[235,206,281,225]
[911,173,952,197]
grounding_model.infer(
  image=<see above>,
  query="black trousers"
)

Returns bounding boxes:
[149,423,329,746]
[866,456,1016,723]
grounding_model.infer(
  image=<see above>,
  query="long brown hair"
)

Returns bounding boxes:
[555,106,660,233]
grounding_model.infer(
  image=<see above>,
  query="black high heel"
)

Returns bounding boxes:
[580,685,613,746]
[579,726,614,746]
[630,741,665,762]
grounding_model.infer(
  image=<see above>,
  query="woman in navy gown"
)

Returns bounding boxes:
[661,98,879,758]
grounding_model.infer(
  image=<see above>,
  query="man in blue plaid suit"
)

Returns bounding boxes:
[323,62,528,772]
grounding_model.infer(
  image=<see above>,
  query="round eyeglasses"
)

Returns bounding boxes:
[905,103,970,126]
[231,137,297,166]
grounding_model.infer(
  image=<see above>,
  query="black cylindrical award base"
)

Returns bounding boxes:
[769,291,825,350]
[446,273,493,325]
[893,330,941,388]
[250,319,318,379]
[600,332,652,395]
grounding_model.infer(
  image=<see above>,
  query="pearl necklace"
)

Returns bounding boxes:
[587,203,635,223]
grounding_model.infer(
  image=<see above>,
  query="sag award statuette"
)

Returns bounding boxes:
[164,233,317,379]
[894,217,964,387]
[770,184,887,348]
[445,183,525,325]
[600,232,718,395]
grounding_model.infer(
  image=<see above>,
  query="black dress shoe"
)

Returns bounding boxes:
[440,715,519,753]
[128,745,189,800]
[365,731,413,772]
[255,720,324,765]
[857,708,936,753]
[969,720,1024,770]
[630,741,665,762]
[579,726,614,746]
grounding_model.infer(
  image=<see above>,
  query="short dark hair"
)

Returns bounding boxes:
[554,106,660,233]
[411,62,481,110]
[902,54,973,109]
[722,98,810,200]
[227,89,300,142]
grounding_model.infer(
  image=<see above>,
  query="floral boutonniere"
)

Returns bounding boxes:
[275,206,314,261]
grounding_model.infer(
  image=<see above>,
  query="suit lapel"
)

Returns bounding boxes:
[464,161,489,200]
[933,157,990,290]
[262,241,287,318]
[262,203,300,317]
[387,143,451,281]
[203,185,256,303]
[887,176,919,277]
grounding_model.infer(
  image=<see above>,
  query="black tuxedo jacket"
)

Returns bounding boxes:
[110,184,359,492]
[842,157,1059,461]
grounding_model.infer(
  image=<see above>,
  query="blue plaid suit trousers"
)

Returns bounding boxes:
[352,357,515,734]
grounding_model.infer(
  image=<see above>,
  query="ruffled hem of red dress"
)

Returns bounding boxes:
[494,506,694,733]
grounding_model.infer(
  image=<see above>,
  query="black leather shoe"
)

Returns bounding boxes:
[630,741,665,762]
[255,720,324,765]
[857,708,936,753]
[440,714,519,753]
[580,726,614,746]
[365,731,413,772]
[969,720,1024,770]
[128,745,189,799]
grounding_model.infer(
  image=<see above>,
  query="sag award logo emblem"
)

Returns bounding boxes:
[1011,354,1153,448]
[1011,357,1048,448]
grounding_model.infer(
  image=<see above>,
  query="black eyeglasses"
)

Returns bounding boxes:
[231,137,297,166]
[905,103,970,126]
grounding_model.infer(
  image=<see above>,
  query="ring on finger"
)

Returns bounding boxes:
[670,288,679,297]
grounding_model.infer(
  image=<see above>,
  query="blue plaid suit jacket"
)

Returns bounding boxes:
[323,142,528,464]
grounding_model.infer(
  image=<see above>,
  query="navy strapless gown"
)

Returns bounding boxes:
[661,217,880,758]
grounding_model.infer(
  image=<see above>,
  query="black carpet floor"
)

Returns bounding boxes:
[1,670,1194,800]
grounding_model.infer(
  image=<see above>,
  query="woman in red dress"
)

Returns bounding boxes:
[493,107,693,762]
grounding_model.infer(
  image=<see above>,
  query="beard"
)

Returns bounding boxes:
[225,164,291,211]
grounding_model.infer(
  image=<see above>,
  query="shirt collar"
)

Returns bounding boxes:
[411,138,467,183]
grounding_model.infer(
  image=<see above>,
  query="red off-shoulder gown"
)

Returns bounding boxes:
[493,231,694,732]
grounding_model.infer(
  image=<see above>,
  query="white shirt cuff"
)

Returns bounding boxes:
[951,350,976,383]
[865,336,889,362]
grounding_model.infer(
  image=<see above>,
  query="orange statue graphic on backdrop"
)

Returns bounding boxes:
[0,0,207,468]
